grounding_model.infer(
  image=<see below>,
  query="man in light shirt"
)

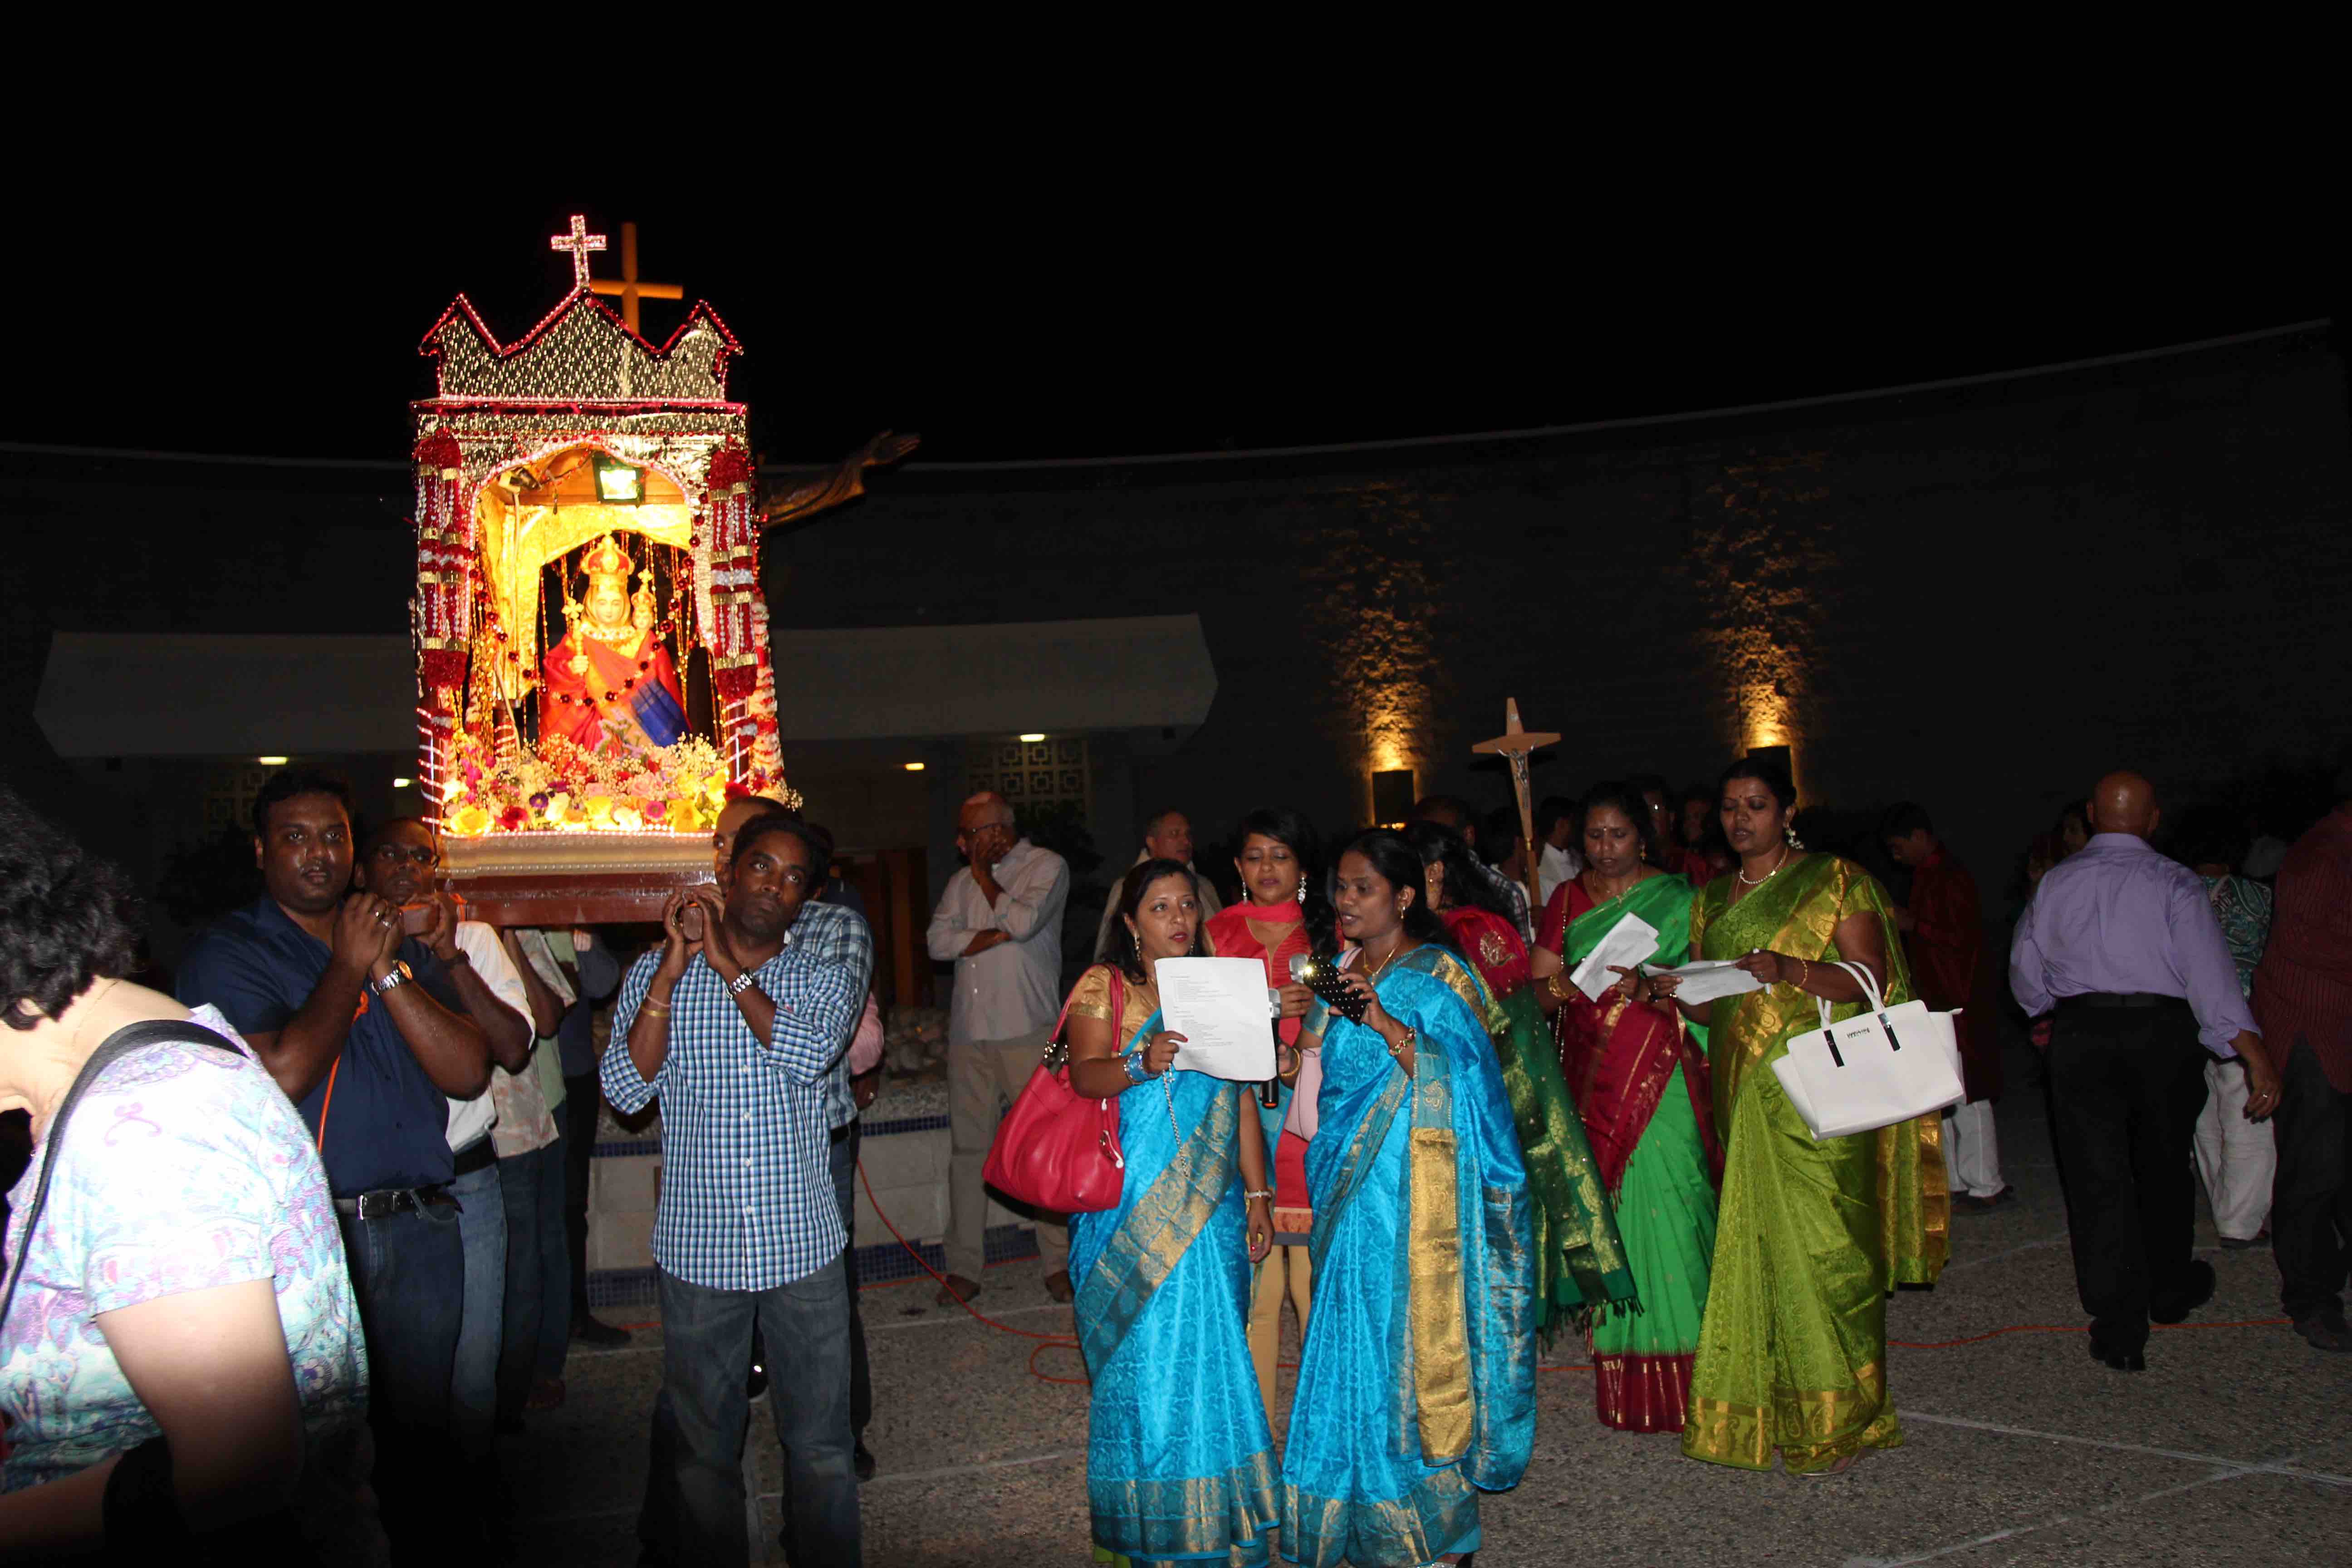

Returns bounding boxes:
[2009,770,2281,1372]
[1092,808,1222,960]
[926,790,1071,1304]
[1535,794,1583,907]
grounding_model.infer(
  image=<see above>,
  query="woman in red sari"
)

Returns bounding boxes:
[1408,821,1636,1331]
[1535,782,1721,1431]
[1201,808,1322,1419]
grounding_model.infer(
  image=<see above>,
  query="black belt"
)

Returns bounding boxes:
[830,1122,853,1144]
[333,1185,456,1220]
[452,1136,497,1178]
[2056,992,2189,1012]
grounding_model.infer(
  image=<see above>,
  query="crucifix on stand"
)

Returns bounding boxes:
[1472,698,1560,920]
[589,222,684,335]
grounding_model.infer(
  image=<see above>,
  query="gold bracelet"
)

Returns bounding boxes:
[1793,958,1810,991]
[1546,970,1569,1001]
[640,996,672,1016]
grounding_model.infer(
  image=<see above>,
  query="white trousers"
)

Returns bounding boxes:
[1941,1098,2004,1199]
[2192,1057,2276,1241]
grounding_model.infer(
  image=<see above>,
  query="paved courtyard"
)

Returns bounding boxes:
[510,1053,2352,1566]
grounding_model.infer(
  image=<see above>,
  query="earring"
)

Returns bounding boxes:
[1296,874,1308,903]
[1132,930,1142,959]
[1784,823,1803,849]
[1638,843,1648,863]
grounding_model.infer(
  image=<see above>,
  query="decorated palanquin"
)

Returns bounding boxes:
[407,218,794,921]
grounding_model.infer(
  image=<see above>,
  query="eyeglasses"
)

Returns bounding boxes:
[370,844,438,867]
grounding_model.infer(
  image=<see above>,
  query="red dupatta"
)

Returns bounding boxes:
[1440,905,1531,998]
[1543,878,1722,1194]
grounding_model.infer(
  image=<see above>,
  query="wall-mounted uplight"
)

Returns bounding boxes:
[257,755,289,766]
[593,452,645,505]
[1372,768,1416,828]
[903,762,926,772]
[392,777,413,789]
[1018,733,1047,743]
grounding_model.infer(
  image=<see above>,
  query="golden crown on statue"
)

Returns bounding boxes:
[580,533,634,581]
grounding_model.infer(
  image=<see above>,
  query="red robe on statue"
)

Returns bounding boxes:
[538,628,685,757]
[1905,848,2001,1102]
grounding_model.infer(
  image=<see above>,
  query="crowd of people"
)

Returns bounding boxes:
[0,746,2345,1565]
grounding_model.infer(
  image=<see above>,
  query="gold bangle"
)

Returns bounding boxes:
[1546,971,1569,1001]
[640,997,671,1016]
[1793,958,1810,991]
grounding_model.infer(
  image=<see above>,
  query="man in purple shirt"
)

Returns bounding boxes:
[2009,771,2283,1371]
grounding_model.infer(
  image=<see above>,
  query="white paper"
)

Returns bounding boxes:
[1155,957,1279,1080]
[1568,911,1662,1001]
[1639,957,1764,1005]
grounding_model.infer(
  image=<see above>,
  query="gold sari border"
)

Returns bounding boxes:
[1076,1088,1240,1377]
[1090,1447,1280,1560]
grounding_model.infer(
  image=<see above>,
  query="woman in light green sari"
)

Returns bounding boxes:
[1651,758,1948,1476]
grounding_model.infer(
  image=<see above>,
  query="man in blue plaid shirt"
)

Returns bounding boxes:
[603,816,872,1565]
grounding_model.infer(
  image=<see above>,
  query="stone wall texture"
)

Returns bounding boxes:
[6,327,2346,926]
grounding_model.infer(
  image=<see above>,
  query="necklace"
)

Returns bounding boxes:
[1737,844,1792,887]
[1361,939,1408,985]
[1582,870,1640,908]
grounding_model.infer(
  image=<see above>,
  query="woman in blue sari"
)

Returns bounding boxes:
[1280,831,1536,1568]
[1068,858,1281,1567]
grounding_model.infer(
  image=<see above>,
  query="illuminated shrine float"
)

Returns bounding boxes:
[407,217,792,921]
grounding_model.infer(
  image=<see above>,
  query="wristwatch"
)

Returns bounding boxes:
[368,960,414,998]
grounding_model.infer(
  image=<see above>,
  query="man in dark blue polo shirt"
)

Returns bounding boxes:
[177,769,491,1560]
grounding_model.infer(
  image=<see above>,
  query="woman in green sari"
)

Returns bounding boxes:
[1651,757,1948,1475]
[1533,783,1720,1432]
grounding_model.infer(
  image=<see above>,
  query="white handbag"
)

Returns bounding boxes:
[1770,960,1968,1140]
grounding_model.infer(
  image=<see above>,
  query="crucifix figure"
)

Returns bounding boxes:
[588,221,684,334]
[760,430,923,532]
[549,214,608,290]
[1472,697,1561,919]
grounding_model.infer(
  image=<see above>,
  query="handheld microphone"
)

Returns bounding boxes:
[1290,951,1370,1024]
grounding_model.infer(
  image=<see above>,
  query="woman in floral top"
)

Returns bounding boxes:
[0,789,370,1559]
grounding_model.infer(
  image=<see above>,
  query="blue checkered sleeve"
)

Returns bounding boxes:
[597,904,873,1290]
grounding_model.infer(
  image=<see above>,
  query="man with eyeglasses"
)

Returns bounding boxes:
[356,818,536,1522]
[925,790,1071,1304]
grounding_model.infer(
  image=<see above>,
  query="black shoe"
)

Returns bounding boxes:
[854,1442,876,1482]
[2293,1309,2352,1353]
[2086,1334,2146,1372]
[2150,1260,2217,1325]
[572,1311,632,1347]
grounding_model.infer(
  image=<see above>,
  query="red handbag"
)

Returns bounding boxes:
[983,967,1128,1213]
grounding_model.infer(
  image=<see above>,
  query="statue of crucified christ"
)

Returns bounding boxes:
[760,430,921,531]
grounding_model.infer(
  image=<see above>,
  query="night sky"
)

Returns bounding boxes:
[17,178,2342,466]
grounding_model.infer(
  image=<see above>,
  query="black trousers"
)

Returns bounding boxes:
[564,1071,601,1316]
[2270,1034,2352,1321]
[2045,1001,2210,1348]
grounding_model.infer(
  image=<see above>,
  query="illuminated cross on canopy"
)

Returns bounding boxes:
[548,215,607,290]
[588,222,685,335]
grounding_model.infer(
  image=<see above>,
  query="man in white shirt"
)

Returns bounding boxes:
[925,791,1071,1304]
[1536,794,1584,907]
[1092,808,1223,960]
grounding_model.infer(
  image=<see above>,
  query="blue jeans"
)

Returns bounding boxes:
[449,1156,506,1464]
[649,1257,860,1565]
[497,1137,573,1421]
[338,1198,464,1558]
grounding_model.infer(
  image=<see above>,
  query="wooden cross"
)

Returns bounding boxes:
[588,222,684,335]
[548,214,607,290]
[1472,698,1560,917]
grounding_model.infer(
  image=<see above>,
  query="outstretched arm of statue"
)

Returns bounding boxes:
[760,430,921,529]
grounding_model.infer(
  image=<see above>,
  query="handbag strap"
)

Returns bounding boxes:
[1046,965,1126,1107]
[0,1019,245,1335]
[1813,960,1886,1028]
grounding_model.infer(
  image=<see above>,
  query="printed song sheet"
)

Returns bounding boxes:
[1638,957,1765,1005]
[1155,958,1279,1080]
[1568,911,1662,1001]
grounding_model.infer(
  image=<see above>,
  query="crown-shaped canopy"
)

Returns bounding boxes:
[419,288,744,405]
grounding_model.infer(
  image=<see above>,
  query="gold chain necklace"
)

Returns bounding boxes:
[1737,844,1792,887]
